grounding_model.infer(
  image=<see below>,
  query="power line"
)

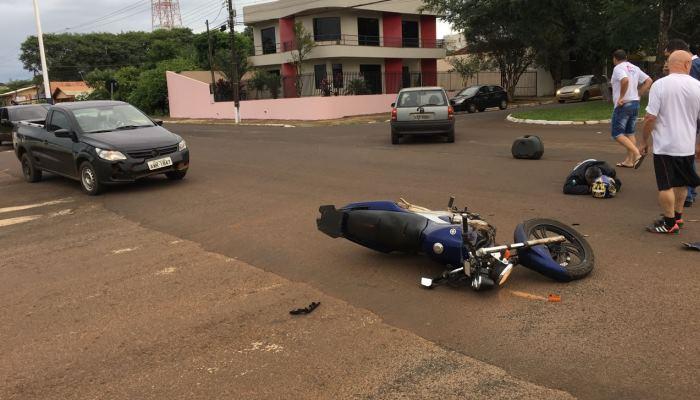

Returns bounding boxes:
[54,0,150,33]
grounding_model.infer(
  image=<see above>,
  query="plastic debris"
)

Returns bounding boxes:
[290,301,320,315]
[682,242,700,251]
[547,294,561,302]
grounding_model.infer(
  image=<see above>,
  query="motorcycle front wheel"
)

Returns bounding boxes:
[521,218,594,280]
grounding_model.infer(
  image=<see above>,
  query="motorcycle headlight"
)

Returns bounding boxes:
[574,88,580,94]
[95,147,127,161]
[178,140,187,151]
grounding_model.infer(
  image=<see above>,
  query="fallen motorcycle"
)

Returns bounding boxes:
[316,197,594,291]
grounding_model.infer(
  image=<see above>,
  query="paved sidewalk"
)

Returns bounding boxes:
[0,199,572,399]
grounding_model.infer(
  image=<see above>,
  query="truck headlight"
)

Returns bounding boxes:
[178,140,187,151]
[95,147,127,161]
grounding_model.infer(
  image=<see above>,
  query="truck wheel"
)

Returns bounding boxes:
[21,153,42,183]
[166,169,187,180]
[467,103,477,113]
[582,91,590,102]
[499,99,508,110]
[79,161,102,195]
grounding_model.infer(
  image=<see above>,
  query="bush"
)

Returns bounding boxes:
[345,78,370,95]
[128,57,196,114]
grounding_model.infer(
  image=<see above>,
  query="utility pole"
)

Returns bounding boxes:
[32,0,51,104]
[226,0,240,123]
[206,19,216,98]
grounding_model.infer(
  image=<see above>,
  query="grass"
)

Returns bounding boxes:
[512,99,648,121]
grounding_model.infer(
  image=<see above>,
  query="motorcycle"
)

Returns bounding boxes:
[316,197,594,291]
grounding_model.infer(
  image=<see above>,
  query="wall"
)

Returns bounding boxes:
[167,71,396,120]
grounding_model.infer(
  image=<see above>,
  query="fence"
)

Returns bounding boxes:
[233,70,538,100]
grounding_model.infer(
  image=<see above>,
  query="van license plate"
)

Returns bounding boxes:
[147,157,173,170]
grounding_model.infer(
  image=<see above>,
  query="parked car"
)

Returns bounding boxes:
[556,75,608,103]
[13,101,189,195]
[0,104,50,145]
[450,85,508,113]
[390,87,455,144]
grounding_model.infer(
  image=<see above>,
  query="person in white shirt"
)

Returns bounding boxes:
[638,50,700,234]
[610,49,652,169]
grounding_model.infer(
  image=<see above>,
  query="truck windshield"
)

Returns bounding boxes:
[396,90,447,108]
[75,104,154,133]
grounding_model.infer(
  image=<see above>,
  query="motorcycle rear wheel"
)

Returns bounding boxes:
[521,218,594,280]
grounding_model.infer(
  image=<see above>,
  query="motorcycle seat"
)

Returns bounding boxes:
[344,210,428,253]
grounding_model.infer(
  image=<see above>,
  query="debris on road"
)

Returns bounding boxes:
[290,301,320,315]
[548,294,562,302]
[682,242,700,251]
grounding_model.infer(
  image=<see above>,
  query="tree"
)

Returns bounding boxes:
[288,22,316,97]
[422,0,538,99]
[192,29,253,86]
[447,54,490,83]
[128,58,197,115]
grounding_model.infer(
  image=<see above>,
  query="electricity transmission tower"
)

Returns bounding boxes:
[151,0,183,30]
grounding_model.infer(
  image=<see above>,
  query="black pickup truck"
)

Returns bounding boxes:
[0,104,50,145]
[13,101,189,195]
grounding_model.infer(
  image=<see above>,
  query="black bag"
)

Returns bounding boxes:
[511,135,544,160]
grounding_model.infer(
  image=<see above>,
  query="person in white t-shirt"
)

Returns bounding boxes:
[638,50,700,234]
[610,49,653,169]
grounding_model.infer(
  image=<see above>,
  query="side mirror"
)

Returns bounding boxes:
[390,103,395,108]
[449,99,456,105]
[54,128,76,141]
[153,119,163,126]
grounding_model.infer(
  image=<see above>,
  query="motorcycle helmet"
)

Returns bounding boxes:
[591,175,617,198]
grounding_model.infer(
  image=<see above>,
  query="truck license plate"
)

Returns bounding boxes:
[147,157,173,170]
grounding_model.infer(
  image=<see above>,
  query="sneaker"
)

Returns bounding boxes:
[646,219,680,234]
[677,218,684,228]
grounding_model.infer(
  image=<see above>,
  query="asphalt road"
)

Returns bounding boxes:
[1,105,698,399]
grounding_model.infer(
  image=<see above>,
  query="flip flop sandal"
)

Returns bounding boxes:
[633,154,647,169]
[616,162,634,168]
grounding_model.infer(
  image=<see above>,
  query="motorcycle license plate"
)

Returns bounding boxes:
[412,113,433,120]
[147,156,173,170]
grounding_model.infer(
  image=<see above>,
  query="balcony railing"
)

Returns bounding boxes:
[254,34,445,56]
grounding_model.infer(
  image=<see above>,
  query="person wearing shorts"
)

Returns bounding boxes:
[638,51,700,234]
[610,49,652,169]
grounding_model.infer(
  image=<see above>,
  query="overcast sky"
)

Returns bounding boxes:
[0,0,453,83]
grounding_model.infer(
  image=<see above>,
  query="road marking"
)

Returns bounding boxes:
[0,215,42,227]
[49,209,73,217]
[0,198,73,214]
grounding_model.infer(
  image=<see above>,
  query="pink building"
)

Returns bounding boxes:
[243,0,445,98]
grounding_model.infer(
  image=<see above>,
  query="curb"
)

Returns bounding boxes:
[506,114,643,126]
[164,120,296,128]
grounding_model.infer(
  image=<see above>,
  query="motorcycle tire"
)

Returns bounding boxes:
[521,218,594,280]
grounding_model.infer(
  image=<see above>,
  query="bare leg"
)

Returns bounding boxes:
[673,186,687,214]
[658,188,675,218]
[616,135,641,165]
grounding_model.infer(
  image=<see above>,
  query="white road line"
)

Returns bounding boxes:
[111,247,138,255]
[0,215,42,227]
[0,198,73,214]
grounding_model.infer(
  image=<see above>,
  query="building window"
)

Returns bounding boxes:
[402,20,419,48]
[313,17,341,41]
[261,27,276,54]
[314,64,327,89]
[357,18,379,46]
[360,64,382,94]
[332,64,343,88]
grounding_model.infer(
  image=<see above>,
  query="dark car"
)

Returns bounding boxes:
[0,104,50,145]
[450,85,508,113]
[13,101,189,195]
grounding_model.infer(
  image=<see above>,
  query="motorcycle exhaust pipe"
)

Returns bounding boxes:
[471,274,494,291]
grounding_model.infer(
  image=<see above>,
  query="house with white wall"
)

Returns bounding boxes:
[242,0,446,98]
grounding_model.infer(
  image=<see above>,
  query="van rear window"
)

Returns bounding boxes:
[396,90,447,108]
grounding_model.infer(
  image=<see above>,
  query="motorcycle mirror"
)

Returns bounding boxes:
[420,277,433,288]
[448,196,455,209]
